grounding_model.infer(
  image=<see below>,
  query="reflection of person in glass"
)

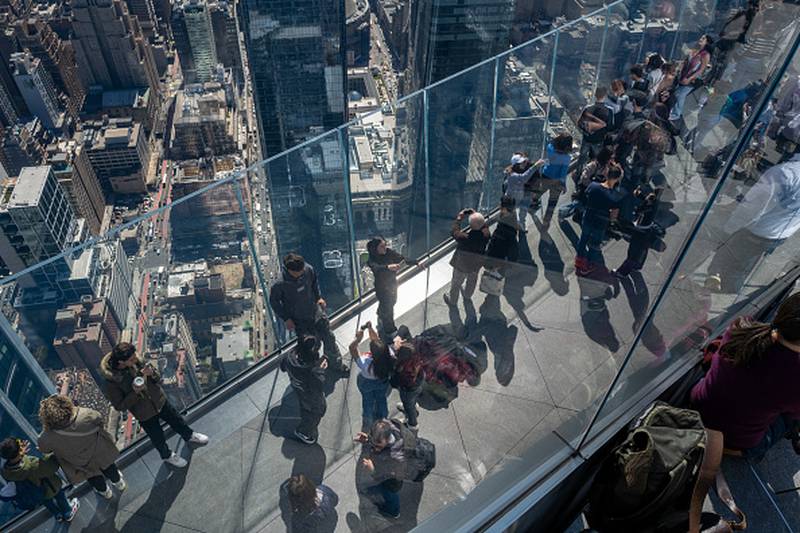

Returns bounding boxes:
[706,154,800,292]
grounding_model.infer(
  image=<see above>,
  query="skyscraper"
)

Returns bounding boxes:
[240,0,347,156]
[10,51,65,131]
[70,0,161,98]
[183,0,219,83]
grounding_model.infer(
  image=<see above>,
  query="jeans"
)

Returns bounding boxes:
[448,268,479,303]
[357,374,389,430]
[43,489,72,519]
[576,221,607,265]
[86,463,122,492]
[744,414,795,463]
[295,387,326,440]
[295,316,342,367]
[367,479,401,516]
[530,177,564,225]
[575,140,603,178]
[669,84,694,120]
[376,284,398,337]
[139,400,194,459]
[399,383,422,427]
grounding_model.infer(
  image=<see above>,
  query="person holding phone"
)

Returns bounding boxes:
[100,342,208,468]
[350,323,395,431]
[366,237,420,339]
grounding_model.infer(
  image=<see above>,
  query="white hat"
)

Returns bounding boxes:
[510,153,528,165]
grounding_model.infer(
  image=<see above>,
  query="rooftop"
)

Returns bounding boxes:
[9,166,51,207]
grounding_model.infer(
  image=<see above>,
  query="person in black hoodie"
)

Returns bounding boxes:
[270,253,347,373]
[444,209,490,307]
[367,237,420,338]
[485,195,520,273]
[280,335,327,444]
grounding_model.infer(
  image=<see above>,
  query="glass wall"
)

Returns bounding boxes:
[2,0,800,529]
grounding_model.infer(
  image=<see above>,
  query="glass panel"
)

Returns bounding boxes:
[259,129,355,345]
[583,10,800,443]
[601,1,649,87]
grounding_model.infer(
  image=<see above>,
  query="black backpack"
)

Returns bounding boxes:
[394,420,436,482]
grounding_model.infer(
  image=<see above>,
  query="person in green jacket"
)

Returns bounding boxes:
[0,437,79,521]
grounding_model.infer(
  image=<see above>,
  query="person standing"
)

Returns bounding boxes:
[575,166,623,273]
[575,87,611,177]
[270,253,348,373]
[37,395,126,499]
[391,326,423,430]
[283,474,339,532]
[280,335,327,445]
[354,419,408,518]
[530,133,574,227]
[485,195,521,273]
[349,323,394,431]
[503,153,535,230]
[0,437,79,521]
[366,237,420,339]
[444,209,490,307]
[100,342,208,468]
[669,35,713,121]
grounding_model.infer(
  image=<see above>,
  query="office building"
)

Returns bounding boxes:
[171,84,237,159]
[240,0,347,156]
[53,296,122,378]
[10,51,65,131]
[82,87,158,134]
[125,0,160,38]
[67,241,132,330]
[374,0,410,69]
[80,117,151,194]
[0,119,50,178]
[184,0,219,83]
[208,0,242,82]
[45,140,107,235]
[345,0,370,66]
[70,0,161,98]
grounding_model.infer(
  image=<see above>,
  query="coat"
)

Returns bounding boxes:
[450,219,490,273]
[485,211,520,268]
[1,454,63,499]
[100,352,166,422]
[269,265,323,323]
[37,407,120,484]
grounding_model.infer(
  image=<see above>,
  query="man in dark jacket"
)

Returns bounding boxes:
[269,253,347,373]
[354,419,409,518]
[100,342,208,468]
[485,195,521,273]
[367,237,420,338]
[280,335,327,444]
[391,326,422,430]
[444,209,490,307]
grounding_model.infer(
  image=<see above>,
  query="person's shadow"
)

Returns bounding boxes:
[577,272,621,353]
[534,219,570,296]
[478,295,519,386]
[620,271,666,355]
[116,462,190,532]
[502,241,542,332]
[345,445,424,532]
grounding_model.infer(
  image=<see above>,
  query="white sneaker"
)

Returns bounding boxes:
[163,452,188,468]
[112,474,127,492]
[96,485,113,499]
[64,498,80,521]
[188,432,209,445]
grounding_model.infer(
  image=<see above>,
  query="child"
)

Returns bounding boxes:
[0,437,79,522]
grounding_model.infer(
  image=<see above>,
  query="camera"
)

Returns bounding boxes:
[462,208,475,215]
[360,321,372,331]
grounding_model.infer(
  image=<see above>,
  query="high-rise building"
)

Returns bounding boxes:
[10,50,65,130]
[45,140,107,235]
[183,0,219,83]
[0,119,51,178]
[0,313,55,440]
[124,0,160,38]
[12,18,86,119]
[171,84,236,159]
[240,0,347,156]
[53,296,122,378]
[0,25,29,128]
[208,0,242,82]
[70,0,161,98]
[80,117,151,195]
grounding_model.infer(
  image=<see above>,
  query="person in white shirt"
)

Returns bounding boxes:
[706,154,800,291]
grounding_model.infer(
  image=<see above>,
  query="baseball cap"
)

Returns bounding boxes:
[510,153,528,165]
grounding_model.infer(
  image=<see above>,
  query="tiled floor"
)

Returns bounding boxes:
[16,5,800,533]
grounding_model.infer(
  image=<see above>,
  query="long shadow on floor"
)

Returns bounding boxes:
[278,441,336,532]
[620,271,666,356]
[535,220,570,297]
[114,463,190,533]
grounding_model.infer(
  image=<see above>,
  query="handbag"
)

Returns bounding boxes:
[479,269,504,296]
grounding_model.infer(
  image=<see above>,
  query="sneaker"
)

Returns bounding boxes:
[442,293,456,307]
[163,452,188,468]
[406,422,419,431]
[294,429,316,445]
[337,362,350,374]
[96,485,113,499]
[112,474,127,493]
[64,498,80,522]
[188,432,209,445]
[704,274,722,292]
[395,401,405,413]
[610,269,627,279]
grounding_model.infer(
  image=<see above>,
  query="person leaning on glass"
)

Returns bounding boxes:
[99,342,208,468]
[37,395,126,499]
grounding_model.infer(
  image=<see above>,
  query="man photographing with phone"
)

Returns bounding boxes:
[444,207,490,307]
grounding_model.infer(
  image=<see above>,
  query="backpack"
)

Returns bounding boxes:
[394,420,436,482]
[390,347,422,389]
[0,479,49,511]
[586,402,708,532]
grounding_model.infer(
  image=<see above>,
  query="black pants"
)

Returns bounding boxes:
[295,316,342,366]
[399,383,421,427]
[86,463,122,492]
[140,400,194,459]
[376,284,398,337]
[296,388,327,440]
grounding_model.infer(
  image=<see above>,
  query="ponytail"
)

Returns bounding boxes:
[720,318,774,366]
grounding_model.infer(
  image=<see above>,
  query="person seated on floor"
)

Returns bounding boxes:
[691,292,800,461]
